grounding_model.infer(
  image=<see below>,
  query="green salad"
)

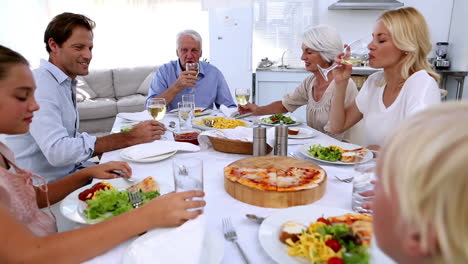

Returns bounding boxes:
[308,144,342,162]
[84,189,159,223]
[261,113,296,125]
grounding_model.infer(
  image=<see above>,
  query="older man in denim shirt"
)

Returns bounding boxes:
[147,29,236,111]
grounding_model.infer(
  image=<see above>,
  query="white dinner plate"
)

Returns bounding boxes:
[299,142,373,165]
[122,230,223,264]
[259,115,301,127]
[258,205,352,264]
[169,107,212,117]
[60,178,133,224]
[120,149,177,163]
[287,128,316,139]
[192,116,253,131]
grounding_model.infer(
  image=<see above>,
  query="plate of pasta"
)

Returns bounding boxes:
[258,205,372,264]
[192,116,253,130]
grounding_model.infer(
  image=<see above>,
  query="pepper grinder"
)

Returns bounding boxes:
[274,121,288,156]
[253,124,267,156]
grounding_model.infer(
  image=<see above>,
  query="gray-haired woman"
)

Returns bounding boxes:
[239,25,357,140]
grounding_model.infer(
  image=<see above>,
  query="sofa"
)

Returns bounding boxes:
[76,65,158,134]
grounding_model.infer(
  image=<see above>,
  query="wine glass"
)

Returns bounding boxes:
[235,88,250,106]
[317,37,371,81]
[186,62,199,93]
[147,97,166,121]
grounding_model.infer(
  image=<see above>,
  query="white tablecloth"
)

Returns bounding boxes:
[57,112,395,264]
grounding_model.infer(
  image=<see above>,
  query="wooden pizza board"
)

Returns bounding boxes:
[224,156,327,208]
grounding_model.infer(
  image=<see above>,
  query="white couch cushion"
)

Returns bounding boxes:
[116,94,146,113]
[76,78,97,102]
[113,66,155,98]
[78,98,117,120]
[79,69,115,98]
[136,71,156,95]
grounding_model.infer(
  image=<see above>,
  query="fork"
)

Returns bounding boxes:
[334,175,353,183]
[222,218,250,264]
[128,191,142,208]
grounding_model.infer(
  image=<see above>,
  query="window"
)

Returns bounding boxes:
[253,0,319,69]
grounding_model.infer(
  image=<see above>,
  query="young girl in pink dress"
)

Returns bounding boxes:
[0,45,205,263]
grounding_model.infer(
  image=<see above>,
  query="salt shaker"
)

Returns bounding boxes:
[274,122,288,156]
[253,124,267,156]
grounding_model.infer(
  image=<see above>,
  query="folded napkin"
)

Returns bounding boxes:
[198,126,275,151]
[117,111,152,122]
[219,105,239,118]
[122,215,206,264]
[122,140,200,160]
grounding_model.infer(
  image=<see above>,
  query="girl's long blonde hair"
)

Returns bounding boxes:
[379,7,440,83]
[379,102,468,263]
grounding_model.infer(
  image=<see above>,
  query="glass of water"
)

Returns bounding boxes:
[173,158,204,210]
[351,158,376,213]
[177,101,194,130]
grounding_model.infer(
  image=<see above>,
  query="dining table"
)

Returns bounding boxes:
[56,110,396,264]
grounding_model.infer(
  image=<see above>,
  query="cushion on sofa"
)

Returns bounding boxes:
[76,78,97,102]
[116,94,147,113]
[136,71,156,95]
[113,66,155,98]
[78,98,117,120]
[79,69,115,98]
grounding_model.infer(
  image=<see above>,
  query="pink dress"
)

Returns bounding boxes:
[0,142,57,236]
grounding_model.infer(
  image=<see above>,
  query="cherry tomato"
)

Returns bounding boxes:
[328,257,345,264]
[325,239,342,252]
[317,217,330,225]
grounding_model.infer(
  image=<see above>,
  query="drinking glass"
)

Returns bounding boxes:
[318,37,371,81]
[182,94,195,108]
[186,62,199,93]
[177,101,194,130]
[173,158,204,210]
[351,158,376,214]
[235,88,250,106]
[147,97,166,121]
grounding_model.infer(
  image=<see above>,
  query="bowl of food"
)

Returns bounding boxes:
[172,129,201,145]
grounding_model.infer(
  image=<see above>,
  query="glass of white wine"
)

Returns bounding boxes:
[317,37,371,81]
[235,88,250,106]
[186,62,199,93]
[147,97,167,121]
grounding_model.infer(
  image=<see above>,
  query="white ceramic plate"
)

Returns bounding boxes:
[122,230,223,264]
[259,205,352,264]
[60,178,132,224]
[120,149,177,163]
[299,142,373,165]
[191,116,253,131]
[259,115,301,127]
[288,128,316,139]
[169,107,212,117]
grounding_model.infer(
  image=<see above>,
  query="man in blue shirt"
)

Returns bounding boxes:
[6,13,166,182]
[147,29,236,111]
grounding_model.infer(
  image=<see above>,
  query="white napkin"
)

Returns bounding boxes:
[219,105,239,118]
[198,126,275,151]
[122,215,206,264]
[122,140,200,160]
[117,111,152,122]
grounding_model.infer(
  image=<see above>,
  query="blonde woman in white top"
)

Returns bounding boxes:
[328,7,440,150]
[240,25,357,140]
[373,102,468,264]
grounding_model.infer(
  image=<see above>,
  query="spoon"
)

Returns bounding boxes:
[167,121,176,132]
[246,214,266,224]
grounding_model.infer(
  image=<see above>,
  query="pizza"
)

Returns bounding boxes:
[224,166,325,192]
[127,176,160,193]
[340,147,367,163]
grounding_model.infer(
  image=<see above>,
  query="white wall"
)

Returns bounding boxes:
[448,0,468,99]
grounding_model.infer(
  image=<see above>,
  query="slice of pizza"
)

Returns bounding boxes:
[276,167,325,192]
[224,166,241,183]
[236,168,277,191]
[328,213,373,245]
[127,176,159,193]
[340,147,367,162]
